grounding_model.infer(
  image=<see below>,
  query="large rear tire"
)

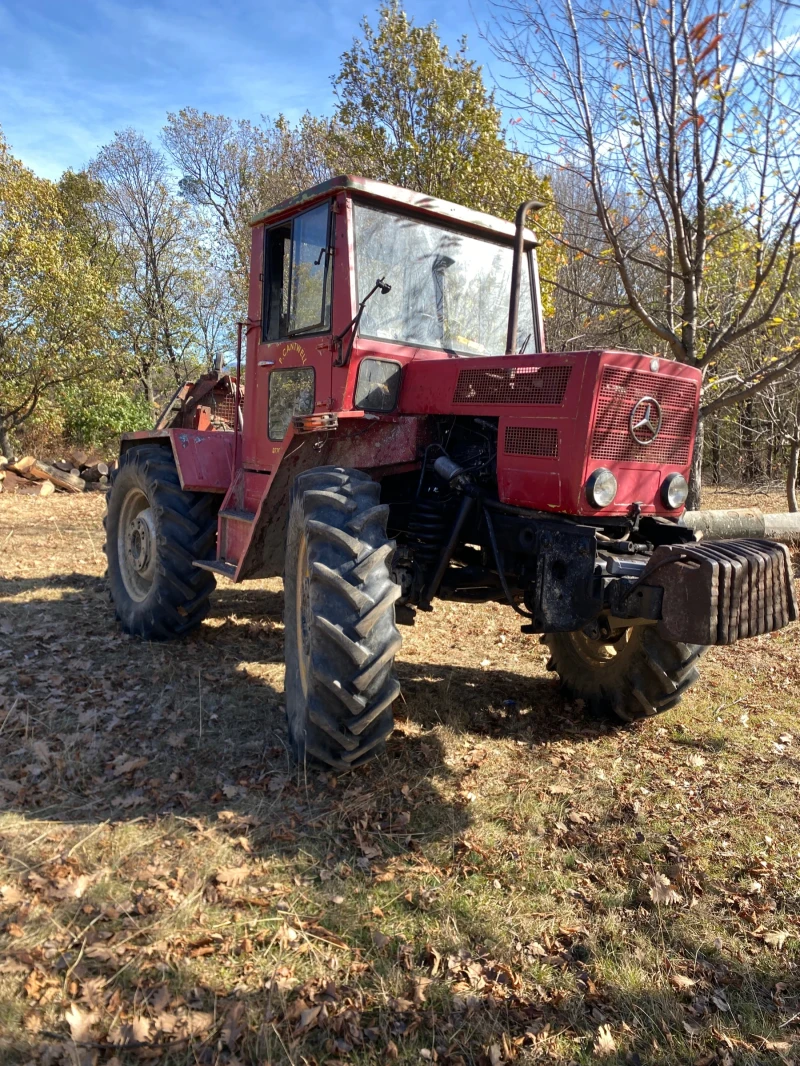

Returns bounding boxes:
[283,467,402,770]
[104,444,220,639]
[543,626,707,722]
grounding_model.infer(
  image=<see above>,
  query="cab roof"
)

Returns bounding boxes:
[249,175,540,245]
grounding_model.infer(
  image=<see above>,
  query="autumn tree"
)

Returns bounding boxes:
[489,0,800,505]
[0,133,118,459]
[92,129,202,406]
[333,2,549,225]
[162,110,339,309]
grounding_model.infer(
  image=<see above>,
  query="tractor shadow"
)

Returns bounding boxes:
[0,571,609,845]
[0,573,468,852]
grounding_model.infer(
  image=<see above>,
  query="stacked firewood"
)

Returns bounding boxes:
[0,450,117,496]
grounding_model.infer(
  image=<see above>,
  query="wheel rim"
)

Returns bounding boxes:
[117,487,158,602]
[295,532,312,701]
[565,627,631,666]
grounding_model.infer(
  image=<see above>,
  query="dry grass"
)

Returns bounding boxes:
[0,489,798,1066]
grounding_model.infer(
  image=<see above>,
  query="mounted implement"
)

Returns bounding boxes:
[105,176,797,769]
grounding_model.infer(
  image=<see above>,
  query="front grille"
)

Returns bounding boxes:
[505,425,559,457]
[591,367,696,464]
[453,365,571,405]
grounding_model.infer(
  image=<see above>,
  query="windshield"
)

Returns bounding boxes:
[354,203,535,356]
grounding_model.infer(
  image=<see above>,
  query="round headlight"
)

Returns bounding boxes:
[662,473,689,509]
[586,467,618,508]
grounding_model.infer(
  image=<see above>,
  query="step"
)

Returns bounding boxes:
[219,508,256,523]
[193,559,237,579]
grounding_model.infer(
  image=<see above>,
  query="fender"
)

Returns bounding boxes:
[120,429,234,493]
[238,415,429,580]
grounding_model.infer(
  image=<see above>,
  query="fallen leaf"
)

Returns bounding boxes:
[32,741,52,767]
[183,1010,214,1036]
[0,884,24,907]
[222,1002,244,1049]
[670,974,696,991]
[215,866,250,887]
[0,957,30,973]
[65,1002,99,1043]
[116,1016,151,1044]
[711,990,731,1011]
[413,976,432,1006]
[113,756,148,777]
[764,930,789,949]
[646,872,683,905]
[759,1039,792,1052]
[296,1004,321,1032]
[373,929,391,950]
[593,1024,617,1056]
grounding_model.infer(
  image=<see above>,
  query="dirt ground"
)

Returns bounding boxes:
[0,488,798,1066]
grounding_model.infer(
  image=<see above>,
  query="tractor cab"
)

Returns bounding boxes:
[241,176,545,473]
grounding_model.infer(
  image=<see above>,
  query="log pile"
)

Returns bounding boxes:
[0,451,116,496]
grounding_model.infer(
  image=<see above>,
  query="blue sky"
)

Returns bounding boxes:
[0,0,502,179]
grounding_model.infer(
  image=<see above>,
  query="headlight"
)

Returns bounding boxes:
[354,358,402,412]
[586,468,618,508]
[662,473,688,509]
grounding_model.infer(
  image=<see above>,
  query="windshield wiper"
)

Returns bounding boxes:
[333,277,391,367]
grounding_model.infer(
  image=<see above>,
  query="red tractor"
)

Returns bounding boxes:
[105,176,797,770]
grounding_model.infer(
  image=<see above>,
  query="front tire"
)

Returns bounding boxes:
[283,467,402,770]
[544,626,707,722]
[104,444,220,639]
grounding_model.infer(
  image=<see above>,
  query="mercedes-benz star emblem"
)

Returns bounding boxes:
[629,396,662,445]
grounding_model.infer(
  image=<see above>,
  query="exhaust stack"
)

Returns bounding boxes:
[505,197,544,356]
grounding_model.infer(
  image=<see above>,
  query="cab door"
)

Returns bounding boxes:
[246,200,334,470]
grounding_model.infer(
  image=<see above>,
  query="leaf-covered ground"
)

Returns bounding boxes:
[0,490,798,1066]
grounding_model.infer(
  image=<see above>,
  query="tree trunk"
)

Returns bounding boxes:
[711,415,721,485]
[743,398,759,483]
[687,415,704,511]
[0,424,14,462]
[788,440,799,513]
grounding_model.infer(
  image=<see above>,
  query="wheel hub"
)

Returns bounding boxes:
[127,511,156,575]
[117,488,158,602]
[568,626,629,665]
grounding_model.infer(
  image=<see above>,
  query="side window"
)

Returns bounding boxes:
[263,224,291,341]
[262,202,332,341]
[268,367,315,440]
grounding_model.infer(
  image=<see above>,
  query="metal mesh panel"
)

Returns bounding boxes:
[504,425,559,457]
[591,367,696,464]
[210,388,245,427]
[453,365,572,405]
